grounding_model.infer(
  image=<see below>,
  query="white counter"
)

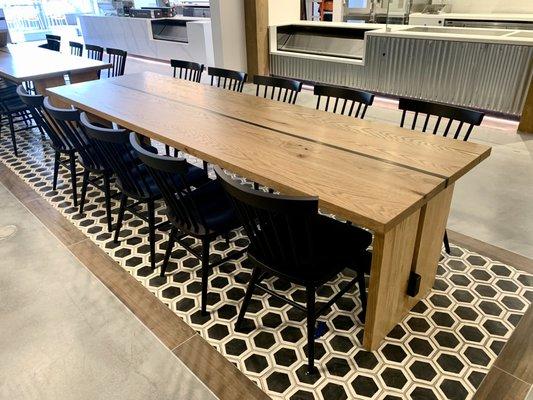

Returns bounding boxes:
[270,22,533,67]
[78,15,214,65]
[410,13,533,23]
[368,25,533,46]
[269,21,533,116]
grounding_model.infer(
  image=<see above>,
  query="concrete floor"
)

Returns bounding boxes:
[127,57,533,259]
[0,183,216,400]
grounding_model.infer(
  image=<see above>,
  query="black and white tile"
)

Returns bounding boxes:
[1,128,531,400]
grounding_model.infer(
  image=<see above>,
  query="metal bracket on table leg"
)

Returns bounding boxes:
[407,272,421,297]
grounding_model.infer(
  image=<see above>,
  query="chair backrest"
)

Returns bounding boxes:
[214,166,319,271]
[170,59,204,82]
[253,75,303,104]
[85,44,104,61]
[39,39,60,52]
[17,86,71,151]
[130,133,213,235]
[44,97,105,171]
[45,34,61,42]
[398,98,485,141]
[69,41,83,57]
[80,113,156,199]
[43,98,104,171]
[208,67,247,92]
[105,47,127,78]
[314,83,374,119]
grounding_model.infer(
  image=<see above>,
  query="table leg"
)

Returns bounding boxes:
[69,70,99,85]
[362,184,454,350]
[34,76,65,97]
[518,76,533,134]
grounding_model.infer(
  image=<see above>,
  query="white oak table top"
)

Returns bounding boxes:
[47,72,491,233]
[0,45,111,82]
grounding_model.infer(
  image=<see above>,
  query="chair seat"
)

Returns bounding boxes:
[167,180,240,236]
[250,214,372,285]
[1,98,29,113]
[120,161,208,200]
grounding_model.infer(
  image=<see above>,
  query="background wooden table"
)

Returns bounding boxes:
[47,72,491,350]
[0,44,110,100]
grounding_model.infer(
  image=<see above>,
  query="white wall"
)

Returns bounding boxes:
[209,0,247,71]
[449,0,533,13]
[268,0,300,25]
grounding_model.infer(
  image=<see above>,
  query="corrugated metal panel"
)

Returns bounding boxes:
[271,36,533,116]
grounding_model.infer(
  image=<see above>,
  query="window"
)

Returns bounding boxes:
[0,0,97,43]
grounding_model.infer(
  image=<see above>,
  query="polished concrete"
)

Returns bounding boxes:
[0,183,216,400]
[123,56,533,260]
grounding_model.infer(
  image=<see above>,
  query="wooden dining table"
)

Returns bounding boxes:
[0,44,110,99]
[47,71,491,350]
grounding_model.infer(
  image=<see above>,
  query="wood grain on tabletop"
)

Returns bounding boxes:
[47,80,447,233]
[0,45,110,82]
[110,72,491,182]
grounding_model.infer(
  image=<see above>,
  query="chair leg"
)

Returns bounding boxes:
[68,154,78,207]
[443,230,451,254]
[200,238,211,315]
[164,144,170,156]
[202,160,208,171]
[79,169,89,214]
[103,174,113,232]
[37,124,46,140]
[147,200,157,270]
[161,227,177,276]
[253,182,259,190]
[114,194,128,243]
[357,271,367,323]
[306,286,317,374]
[52,151,60,190]
[7,114,18,157]
[235,266,262,330]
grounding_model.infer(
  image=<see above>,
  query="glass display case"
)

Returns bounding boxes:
[151,18,188,42]
[276,24,374,60]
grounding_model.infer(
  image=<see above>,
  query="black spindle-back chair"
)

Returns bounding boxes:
[80,113,161,268]
[85,44,104,61]
[165,60,204,157]
[398,98,484,142]
[130,134,244,314]
[39,39,60,52]
[215,167,372,373]
[105,47,127,78]
[0,84,45,156]
[170,59,204,82]
[208,67,247,92]
[398,97,485,254]
[45,34,61,42]
[314,83,374,119]
[80,113,208,269]
[18,86,80,195]
[69,41,83,56]
[44,98,114,230]
[253,75,303,104]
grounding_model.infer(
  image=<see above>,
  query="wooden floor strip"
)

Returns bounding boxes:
[448,229,533,274]
[494,305,533,384]
[473,367,531,400]
[173,334,271,400]
[68,239,197,350]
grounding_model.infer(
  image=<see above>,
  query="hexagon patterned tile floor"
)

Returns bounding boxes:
[1,128,531,400]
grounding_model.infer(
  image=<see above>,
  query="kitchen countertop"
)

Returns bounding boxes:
[271,21,533,47]
[81,14,210,22]
[367,25,533,46]
[409,13,533,22]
